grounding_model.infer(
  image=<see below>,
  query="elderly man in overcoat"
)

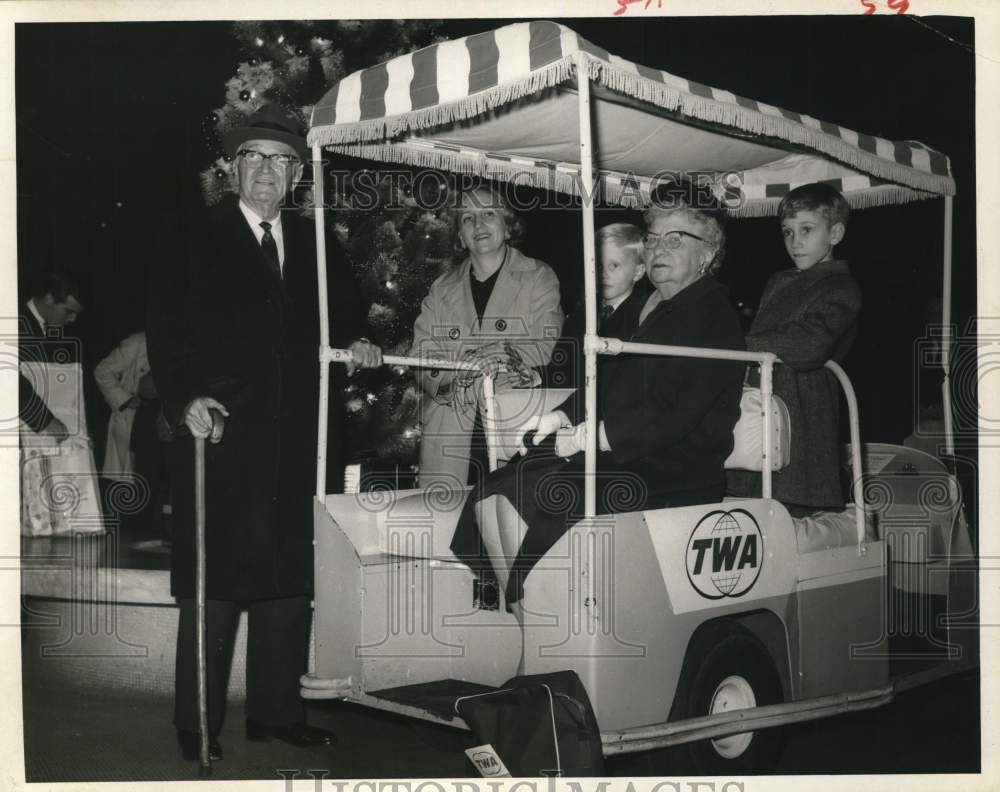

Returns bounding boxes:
[147,104,380,760]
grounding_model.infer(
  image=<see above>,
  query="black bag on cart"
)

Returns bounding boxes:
[455,670,605,777]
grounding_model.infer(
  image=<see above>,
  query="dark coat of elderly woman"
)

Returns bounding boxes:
[450,189,745,608]
[410,186,563,488]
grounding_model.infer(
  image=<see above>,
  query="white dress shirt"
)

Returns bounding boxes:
[239,201,285,273]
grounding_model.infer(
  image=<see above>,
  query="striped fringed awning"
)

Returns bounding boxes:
[308,20,955,215]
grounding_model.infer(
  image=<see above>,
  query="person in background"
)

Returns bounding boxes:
[19,270,85,442]
[94,330,150,480]
[410,185,563,488]
[147,103,381,761]
[729,182,861,516]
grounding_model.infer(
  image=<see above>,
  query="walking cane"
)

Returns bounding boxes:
[194,408,223,777]
[194,431,210,776]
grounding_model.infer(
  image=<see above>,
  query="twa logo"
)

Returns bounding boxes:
[686,509,763,600]
[465,745,511,777]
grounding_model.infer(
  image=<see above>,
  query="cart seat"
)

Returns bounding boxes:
[725,388,791,472]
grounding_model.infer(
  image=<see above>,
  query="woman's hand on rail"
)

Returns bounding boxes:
[346,339,383,376]
[555,423,585,458]
[515,411,565,456]
[555,421,611,458]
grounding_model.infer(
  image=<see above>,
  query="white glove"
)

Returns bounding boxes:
[515,411,566,457]
[555,421,611,458]
[555,423,587,458]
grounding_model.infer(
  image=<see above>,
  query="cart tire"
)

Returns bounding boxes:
[675,621,785,774]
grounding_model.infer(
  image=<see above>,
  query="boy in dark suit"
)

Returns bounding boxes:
[546,223,649,389]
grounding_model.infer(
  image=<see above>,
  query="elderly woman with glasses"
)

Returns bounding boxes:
[450,180,745,615]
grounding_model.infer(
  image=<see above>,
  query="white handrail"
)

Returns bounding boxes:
[596,338,866,547]
[759,353,775,499]
[824,360,867,551]
[320,347,499,485]
[941,196,955,458]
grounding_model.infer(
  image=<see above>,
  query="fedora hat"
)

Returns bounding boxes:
[223,103,308,161]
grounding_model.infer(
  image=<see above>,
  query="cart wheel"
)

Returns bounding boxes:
[675,621,785,774]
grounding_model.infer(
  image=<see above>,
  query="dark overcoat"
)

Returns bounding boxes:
[18,305,81,432]
[147,197,363,600]
[574,275,746,503]
[743,259,862,510]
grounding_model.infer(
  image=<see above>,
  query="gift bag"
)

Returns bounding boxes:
[19,361,104,536]
[455,670,605,777]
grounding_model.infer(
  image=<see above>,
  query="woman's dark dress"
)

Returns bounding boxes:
[450,275,745,604]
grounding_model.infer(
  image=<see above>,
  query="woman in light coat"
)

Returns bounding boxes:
[410,187,563,487]
[94,331,151,479]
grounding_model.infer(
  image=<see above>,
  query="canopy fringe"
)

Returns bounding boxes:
[308,58,575,148]
[582,57,953,197]
[311,51,954,200]
[725,185,939,217]
[326,140,935,214]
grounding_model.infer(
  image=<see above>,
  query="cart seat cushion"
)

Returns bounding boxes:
[725,387,791,472]
[793,504,878,553]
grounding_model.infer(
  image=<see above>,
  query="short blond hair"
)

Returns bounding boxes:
[597,222,644,266]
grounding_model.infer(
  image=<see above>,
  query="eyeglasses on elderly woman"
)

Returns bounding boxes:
[642,229,705,249]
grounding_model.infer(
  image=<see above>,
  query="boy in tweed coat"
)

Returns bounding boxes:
[731,183,862,515]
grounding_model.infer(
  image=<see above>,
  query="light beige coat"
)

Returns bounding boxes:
[94,331,150,479]
[411,248,563,487]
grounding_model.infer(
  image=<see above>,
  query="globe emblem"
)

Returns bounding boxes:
[710,512,743,596]
[686,509,764,600]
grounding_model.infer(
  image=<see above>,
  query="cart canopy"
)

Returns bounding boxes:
[309,20,954,215]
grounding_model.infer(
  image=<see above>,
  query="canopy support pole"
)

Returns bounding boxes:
[573,51,598,523]
[941,196,955,458]
[314,143,331,499]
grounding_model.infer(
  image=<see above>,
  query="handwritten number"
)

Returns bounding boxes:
[614,0,662,15]
[860,0,909,13]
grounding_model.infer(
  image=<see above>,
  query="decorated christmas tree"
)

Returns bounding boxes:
[199,20,453,478]
[331,168,455,470]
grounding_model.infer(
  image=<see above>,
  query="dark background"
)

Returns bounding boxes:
[14,15,977,463]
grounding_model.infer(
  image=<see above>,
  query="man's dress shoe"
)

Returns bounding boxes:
[245,719,338,746]
[177,729,223,761]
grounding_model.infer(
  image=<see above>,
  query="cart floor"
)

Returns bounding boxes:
[368,679,498,721]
